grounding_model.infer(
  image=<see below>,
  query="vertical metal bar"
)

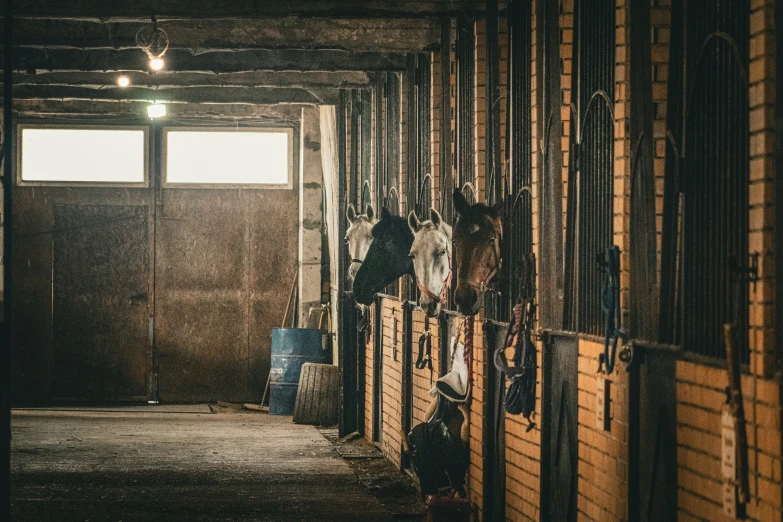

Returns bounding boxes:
[538,0,564,330]
[350,90,360,207]
[440,17,453,224]
[2,0,13,514]
[658,0,685,344]
[338,90,348,293]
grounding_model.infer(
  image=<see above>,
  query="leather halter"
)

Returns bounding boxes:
[350,258,363,265]
[457,222,502,293]
[416,249,452,305]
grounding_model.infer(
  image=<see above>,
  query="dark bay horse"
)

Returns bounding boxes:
[352,207,414,305]
[452,189,504,316]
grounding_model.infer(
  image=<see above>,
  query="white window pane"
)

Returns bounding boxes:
[21,128,146,183]
[165,130,290,185]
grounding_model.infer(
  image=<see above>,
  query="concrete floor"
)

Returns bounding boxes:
[11,407,413,521]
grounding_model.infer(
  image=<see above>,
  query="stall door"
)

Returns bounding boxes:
[154,189,297,402]
[541,334,578,522]
[52,204,150,401]
[631,348,677,521]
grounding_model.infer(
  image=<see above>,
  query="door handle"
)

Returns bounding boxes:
[130,292,149,304]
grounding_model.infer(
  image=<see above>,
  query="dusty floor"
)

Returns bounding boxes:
[11,406,423,521]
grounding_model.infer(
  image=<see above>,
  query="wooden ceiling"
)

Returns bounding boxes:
[2,0,487,113]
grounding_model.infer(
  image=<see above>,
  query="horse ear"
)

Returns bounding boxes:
[453,189,470,217]
[381,206,391,220]
[346,204,356,223]
[365,204,374,221]
[429,208,443,229]
[408,210,421,233]
[490,200,504,218]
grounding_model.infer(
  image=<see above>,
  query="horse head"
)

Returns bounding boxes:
[352,207,414,305]
[408,208,452,317]
[452,189,503,316]
[345,203,376,282]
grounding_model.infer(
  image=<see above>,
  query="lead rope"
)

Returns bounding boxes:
[463,315,474,387]
[597,246,626,375]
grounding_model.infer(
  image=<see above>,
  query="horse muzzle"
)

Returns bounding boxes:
[455,285,481,316]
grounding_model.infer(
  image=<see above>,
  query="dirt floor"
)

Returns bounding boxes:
[10,405,424,521]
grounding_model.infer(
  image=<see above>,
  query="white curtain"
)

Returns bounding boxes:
[319,105,340,363]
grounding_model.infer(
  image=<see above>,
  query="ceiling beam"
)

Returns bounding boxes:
[10,85,337,105]
[13,1,484,21]
[4,18,440,53]
[13,98,307,121]
[11,71,374,89]
[5,48,407,73]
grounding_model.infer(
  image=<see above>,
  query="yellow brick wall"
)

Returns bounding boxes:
[381,298,404,467]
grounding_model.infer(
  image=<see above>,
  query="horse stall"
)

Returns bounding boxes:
[3,0,783,521]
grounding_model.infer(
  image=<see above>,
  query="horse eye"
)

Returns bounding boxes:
[409,253,415,259]
[439,250,446,257]
[488,236,496,243]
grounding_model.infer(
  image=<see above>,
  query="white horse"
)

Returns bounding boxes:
[346,203,376,282]
[407,208,452,317]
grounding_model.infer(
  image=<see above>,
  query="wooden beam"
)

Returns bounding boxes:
[13,98,306,121]
[6,48,407,73]
[10,85,337,105]
[13,1,484,20]
[4,18,440,53]
[11,71,373,89]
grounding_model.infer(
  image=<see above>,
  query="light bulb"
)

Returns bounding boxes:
[117,76,131,87]
[149,58,165,71]
[147,103,167,119]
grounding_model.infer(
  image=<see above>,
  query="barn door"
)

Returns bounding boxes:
[629,346,677,521]
[153,126,298,403]
[52,204,151,401]
[541,333,578,522]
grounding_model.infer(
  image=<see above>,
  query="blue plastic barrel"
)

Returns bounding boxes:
[269,328,330,415]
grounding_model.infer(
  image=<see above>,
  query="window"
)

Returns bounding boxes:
[20,126,147,184]
[163,128,292,187]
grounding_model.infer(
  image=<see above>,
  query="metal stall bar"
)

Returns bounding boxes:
[455,17,475,201]
[777,0,783,371]
[360,89,373,211]
[483,0,503,322]
[406,54,420,301]
[628,0,659,341]
[657,0,685,345]
[440,18,454,225]
[681,0,749,361]
[350,90,360,206]
[507,0,533,314]
[337,90,360,437]
[569,0,615,336]
[2,0,13,513]
[536,0,564,330]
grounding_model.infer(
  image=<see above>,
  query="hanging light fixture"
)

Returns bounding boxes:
[136,16,170,72]
[117,75,131,87]
[147,102,167,119]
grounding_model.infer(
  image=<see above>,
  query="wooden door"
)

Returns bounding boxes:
[484,322,507,522]
[154,188,297,402]
[541,333,578,522]
[52,204,151,400]
[630,347,677,521]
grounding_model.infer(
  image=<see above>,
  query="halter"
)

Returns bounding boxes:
[416,249,452,305]
[457,221,503,293]
[351,258,363,265]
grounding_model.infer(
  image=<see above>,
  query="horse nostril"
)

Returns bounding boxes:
[455,287,477,308]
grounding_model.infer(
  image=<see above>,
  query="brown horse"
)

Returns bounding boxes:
[452,189,503,316]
